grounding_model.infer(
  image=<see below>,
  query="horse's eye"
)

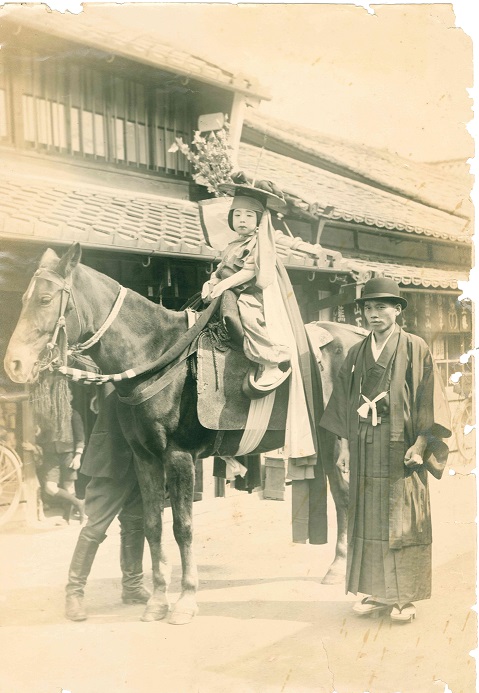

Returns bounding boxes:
[40,295,52,306]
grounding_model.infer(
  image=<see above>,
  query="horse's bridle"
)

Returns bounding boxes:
[29,268,126,374]
[29,266,220,385]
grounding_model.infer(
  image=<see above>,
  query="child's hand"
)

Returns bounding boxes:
[201,280,211,302]
[201,279,217,303]
[210,285,224,299]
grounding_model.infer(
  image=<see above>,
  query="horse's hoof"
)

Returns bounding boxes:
[168,606,198,625]
[140,604,169,622]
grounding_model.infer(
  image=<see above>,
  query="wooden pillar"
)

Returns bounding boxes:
[317,290,333,322]
[263,451,286,501]
[228,92,246,168]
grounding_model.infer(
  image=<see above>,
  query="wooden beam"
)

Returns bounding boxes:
[229,92,246,168]
[317,284,357,309]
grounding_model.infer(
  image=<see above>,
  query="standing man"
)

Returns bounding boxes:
[320,278,451,623]
[65,385,150,621]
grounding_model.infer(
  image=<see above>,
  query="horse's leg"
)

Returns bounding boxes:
[322,439,349,585]
[133,458,171,621]
[165,445,198,625]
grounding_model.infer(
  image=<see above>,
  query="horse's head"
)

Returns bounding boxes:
[306,321,368,405]
[4,243,82,383]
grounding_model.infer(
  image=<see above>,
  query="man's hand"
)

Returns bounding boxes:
[404,447,424,469]
[336,438,350,477]
[404,435,428,469]
[69,453,82,471]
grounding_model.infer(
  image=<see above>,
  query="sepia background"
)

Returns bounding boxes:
[0,3,475,692]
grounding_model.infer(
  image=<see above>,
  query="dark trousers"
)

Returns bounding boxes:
[82,464,143,543]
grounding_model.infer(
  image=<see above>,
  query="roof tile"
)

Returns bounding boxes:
[239,143,470,243]
[347,258,468,290]
[0,172,465,290]
[244,112,472,219]
[3,7,268,99]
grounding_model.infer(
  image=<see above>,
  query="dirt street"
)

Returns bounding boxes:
[0,460,476,693]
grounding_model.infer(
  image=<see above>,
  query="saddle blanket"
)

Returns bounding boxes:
[196,332,288,431]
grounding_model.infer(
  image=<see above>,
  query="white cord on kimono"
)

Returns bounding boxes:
[357,391,388,426]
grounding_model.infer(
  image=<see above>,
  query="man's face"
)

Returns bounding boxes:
[363,300,401,335]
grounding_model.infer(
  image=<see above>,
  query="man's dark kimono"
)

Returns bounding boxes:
[320,324,451,604]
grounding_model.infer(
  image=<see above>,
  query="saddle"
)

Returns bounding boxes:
[193,291,288,457]
[217,290,291,398]
[196,328,288,432]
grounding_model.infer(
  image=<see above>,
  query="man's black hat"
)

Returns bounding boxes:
[356,277,408,309]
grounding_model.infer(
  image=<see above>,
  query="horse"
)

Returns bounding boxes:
[4,243,366,622]
[306,320,369,584]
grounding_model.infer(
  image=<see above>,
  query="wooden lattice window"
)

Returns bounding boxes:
[0,59,12,142]
[17,51,193,175]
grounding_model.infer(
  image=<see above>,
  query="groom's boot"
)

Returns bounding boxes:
[65,531,101,621]
[120,521,150,604]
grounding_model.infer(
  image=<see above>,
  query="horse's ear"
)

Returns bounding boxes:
[56,243,82,278]
[39,248,60,269]
[305,322,334,349]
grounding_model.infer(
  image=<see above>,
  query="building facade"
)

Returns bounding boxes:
[0,8,473,520]
[0,9,344,518]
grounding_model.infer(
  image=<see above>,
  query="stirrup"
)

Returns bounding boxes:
[242,363,291,400]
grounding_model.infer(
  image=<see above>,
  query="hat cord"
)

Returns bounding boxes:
[252,133,268,187]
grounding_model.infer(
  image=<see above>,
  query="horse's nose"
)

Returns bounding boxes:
[4,357,28,383]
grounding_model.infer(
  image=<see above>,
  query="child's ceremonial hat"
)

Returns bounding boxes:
[218,174,287,213]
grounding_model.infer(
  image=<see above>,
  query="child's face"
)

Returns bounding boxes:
[232,208,258,235]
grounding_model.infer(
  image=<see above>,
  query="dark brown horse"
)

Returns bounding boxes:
[4,243,366,622]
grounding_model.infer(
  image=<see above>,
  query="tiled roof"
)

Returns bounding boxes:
[238,143,471,243]
[345,258,468,290]
[244,112,473,220]
[2,6,268,100]
[0,172,466,290]
[0,173,337,271]
[0,174,215,258]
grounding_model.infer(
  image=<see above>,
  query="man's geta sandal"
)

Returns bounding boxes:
[390,603,416,623]
[352,597,389,617]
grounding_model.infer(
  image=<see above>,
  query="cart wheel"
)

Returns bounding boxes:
[0,444,23,527]
[454,398,475,463]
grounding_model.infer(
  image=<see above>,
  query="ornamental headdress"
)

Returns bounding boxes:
[218,178,287,289]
